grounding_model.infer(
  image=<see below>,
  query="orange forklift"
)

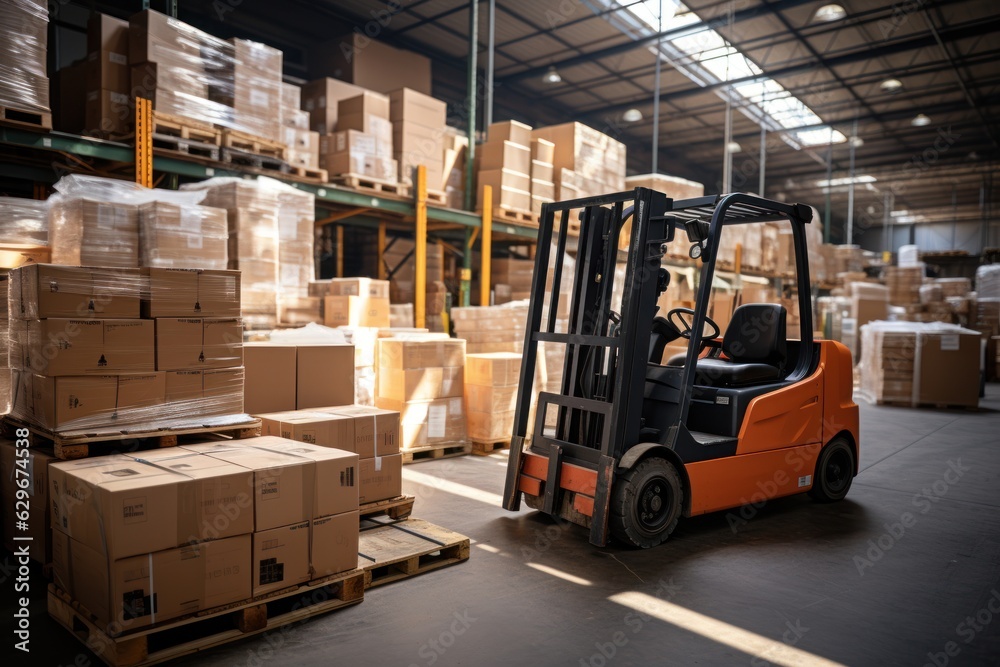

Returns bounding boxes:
[502,190,859,548]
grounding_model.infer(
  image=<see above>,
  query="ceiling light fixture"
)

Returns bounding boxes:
[816,175,877,188]
[622,108,643,122]
[848,135,864,148]
[726,141,742,153]
[543,66,561,84]
[911,113,932,127]
[813,4,847,22]
[879,78,903,94]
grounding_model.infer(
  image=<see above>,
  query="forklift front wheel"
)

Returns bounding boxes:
[610,458,683,548]
[808,437,855,503]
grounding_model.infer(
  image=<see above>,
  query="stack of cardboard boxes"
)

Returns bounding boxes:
[0,196,49,251]
[391,88,447,188]
[311,277,391,329]
[49,195,139,268]
[137,201,229,270]
[257,406,401,504]
[376,337,467,451]
[381,239,448,332]
[531,122,627,200]
[8,264,246,433]
[227,38,283,142]
[886,265,924,307]
[452,302,529,354]
[477,120,532,215]
[530,138,556,217]
[309,34,432,96]
[275,187,318,325]
[0,0,49,119]
[302,77,364,135]
[443,128,468,209]
[323,91,396,182]
[280,82,321,171]
[489,257,534,304]
[243,341,355,415]
[465,352,521,443]
[49,436,360,630]
[76,14,130,136]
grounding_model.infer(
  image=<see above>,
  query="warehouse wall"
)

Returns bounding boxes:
[858,221,988,255]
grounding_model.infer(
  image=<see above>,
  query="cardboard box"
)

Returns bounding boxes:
[917,329,980,407]
[248,438,359,516]
[10,264,141,320]
[376,396,466,449]
[318,405,400,457]
[123,448,254,543]
[88,13,129,55]
[323,296,391,329]
[477,170,531,212]
[15,319,155,376]
[259,410,357,454]
[377,366,464,402]
[49,455,183,558]
[359,454,402,503]
[301,77,366,134]
[489,120,532,147]
[465,352,521,386]
[183,441,311,531]
[315,277,390,299]
[128,9,205,64]
[252,521,310,596]
[338,91,390,119]
[531,137,555,164]
[389,88,447,127]
[465,384,517,413]
[531,160,555,185]
[480,140,531,175]
[164,367,244,416]
[155,318,243,371]
[324,152,397,182]
[52,532,251,631]
[13,372,165,432]
[0,439,54,562]
[467,409,514,442]
[138,202,229,271]
[296,345,356,409]
[309,34,431,95]
[141,268,242,318]
[378,338,466,370]
[324,129,392,158]
[243,343,297,415]
[312,511,359,578]
[85,52,129,97]
[336,112,392,141]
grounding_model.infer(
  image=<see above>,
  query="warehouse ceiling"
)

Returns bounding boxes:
[76,0,1000,244]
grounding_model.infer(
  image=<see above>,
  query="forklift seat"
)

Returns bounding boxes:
[693,304,787,388]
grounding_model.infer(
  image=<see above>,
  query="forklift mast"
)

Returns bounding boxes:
[502,189,816,546]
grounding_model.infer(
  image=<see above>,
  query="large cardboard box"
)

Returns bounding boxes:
[244,343,297,415]
[85,46,129,96]
[296,345,356,409]
[466,352,521,387]
[489,120,532,147]
[378,338,466,370]
[310,35,431,95]
[15,319,155,375]
[0,439,54,562]
[301,77,366,134]
[376,396,466,449]
[377,366,464,402]
[359,454,402,503]
[128,9,204,65]
[465,384,517,413]
[155,318,243,371]
[389,88,446,127]
[49,455,183,559]
[917,329,980,407]
[338,91,390,120]
[13,372,165,432]
[480,140,531,174]
[312,511,359,577]
[323,296,390,328]
[317,405,400,458]
[138,202,229,271]
[10,265,141,320]
[258,410,357,455]
[84,89,132,137]
[252,521,310,596]
[52,531,251,631]
[141,268,242,318]
[247,438,359,516]
[164,367,244,417]
[314,277,390,299]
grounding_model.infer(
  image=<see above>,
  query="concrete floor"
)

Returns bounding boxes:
[8,386,1000,666]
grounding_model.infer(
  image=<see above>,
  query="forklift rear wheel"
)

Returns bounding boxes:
[808,438,855,502]
[610,457,683,548]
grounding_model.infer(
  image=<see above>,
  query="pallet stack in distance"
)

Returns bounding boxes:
[322,91,396,183]
[465,352,521,444]
[477,120,532,217]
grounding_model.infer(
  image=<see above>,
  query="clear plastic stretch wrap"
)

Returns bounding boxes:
[130,11,283,141]
[276,186,316,299]
[0,197,49,245]
[977,264,1000,300]
[48,175,218,270]
[0,0,49,113]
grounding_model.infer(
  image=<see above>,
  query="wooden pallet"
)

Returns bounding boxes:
[0,105,52,130]
[471,439,510,456]
[357,518,470,589]
[220,129,286,159]
[220,146,289,173]
[151,133,220,161]
[425,189,447,205]
[492,207,538,226]
[47,568,365,667]
[401,442,471,464]
[359,494,415,521]
[332,174,410,198]
[289,165,329,182]
[2,416,262,460]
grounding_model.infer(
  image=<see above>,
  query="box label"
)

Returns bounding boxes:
[259,476,280,499]
[428,404,446,438]
[940,334,960,351]
[123,496,147,524]
[798,475,812,488]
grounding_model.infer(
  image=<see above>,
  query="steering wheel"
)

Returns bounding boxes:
[667,307,721,342]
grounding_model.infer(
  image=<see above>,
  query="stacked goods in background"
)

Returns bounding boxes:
[75,14,130,136]
[489,257,534,304]
[886,265,924,307]
[376,336,467,451]
[531,122,627,199]
[275,186,318,325]
[311,277,391,329]
[8,263,247,434]
[465,352,521,444]
[308,33,432,95]
[391,87,447,188]
[48,437,360,629]
[279,82,321,171]
[257,407,401,503]
[243,340,355,415]
[477,120,532,216]
[302,77,364,135]
[0,196,49,267]
[848,282,889,361]
[624,174,704,254]
[452,301,529,355]
[323,91,396,183]
[859,321,981,408]
[443,128,468,208]
[0,0,50,123]
[47,175,228,271]
[128,10,284,143]
[185,177,316,330]
[383,239,448,332]
[530,137,556,216]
